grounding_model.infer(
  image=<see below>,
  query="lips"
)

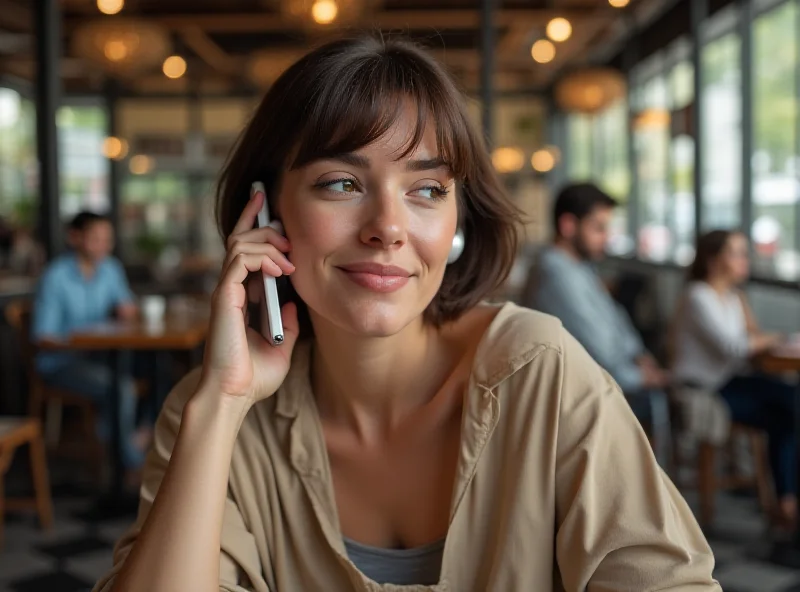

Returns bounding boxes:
[336,262,412,293]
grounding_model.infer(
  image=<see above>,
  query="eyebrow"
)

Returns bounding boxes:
[326,153,451,173]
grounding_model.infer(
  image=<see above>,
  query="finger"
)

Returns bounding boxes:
[220,253,281,291]
[228,226,290,252]
[223,243,294,275]
[230,189,265,237]
[246,275,262,304]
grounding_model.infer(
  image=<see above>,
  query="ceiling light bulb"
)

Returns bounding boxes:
[546,18,572,43]
[163,55,187,79]
[609,0,630,7]
[531,40,556,64]
[97,0,124,15]
[531,149,556,173]
[312,0,339,24]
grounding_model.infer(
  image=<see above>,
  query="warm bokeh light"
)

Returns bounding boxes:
[162,55,187,79]
[103,40,128,62]
[544,145,562,163]
[102,136,129,161]
[531,149,556,173]
[609,0,630,7]
[97,0,124,15]
[531,40,556,64]
[129,154,153,175]
[546,18,572,43]
[312,0,339,24]
[491,147,525,173]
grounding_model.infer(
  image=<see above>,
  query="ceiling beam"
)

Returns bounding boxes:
[179,26,241,75]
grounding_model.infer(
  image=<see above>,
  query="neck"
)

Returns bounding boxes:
[553,237,581,262]
[706,274,733,294]
[310,314,456,440]
[75,253,98,278]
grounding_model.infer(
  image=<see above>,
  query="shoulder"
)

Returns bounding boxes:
[473,303,573,388]
[478,303,617,408]
[100,257,126,277]
[37,255,71,289]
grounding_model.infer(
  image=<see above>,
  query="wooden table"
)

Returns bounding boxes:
[758,344,800,565]
[43,313,208,514]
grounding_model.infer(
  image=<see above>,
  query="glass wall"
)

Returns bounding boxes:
[562,101,631,254]
[701,11,742,230]
[57,104,110,217]
[751,0,799,279]
[557,0,800,282]
[0,87,37,226]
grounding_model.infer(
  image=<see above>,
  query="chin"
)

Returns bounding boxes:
[310,297,425,338]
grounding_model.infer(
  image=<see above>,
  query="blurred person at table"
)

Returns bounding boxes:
[672,229,794,526]
[31,211,148,474]
[94,37,718,592]
[527,182,671,464]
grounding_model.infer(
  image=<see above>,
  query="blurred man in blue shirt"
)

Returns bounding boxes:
[526,183,671,463]
[32,212,147,471]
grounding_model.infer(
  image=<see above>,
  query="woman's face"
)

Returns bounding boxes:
[276,106,459,337]
[717,233,750,284]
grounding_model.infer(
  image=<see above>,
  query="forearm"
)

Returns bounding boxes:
[112,391,250,592]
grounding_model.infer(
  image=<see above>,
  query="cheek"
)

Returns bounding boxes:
[411,219,456,267]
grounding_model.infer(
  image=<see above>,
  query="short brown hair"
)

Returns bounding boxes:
[688,229,743,282]
[216,35,522,331]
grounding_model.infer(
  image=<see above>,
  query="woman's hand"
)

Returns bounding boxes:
[198,189,299,406]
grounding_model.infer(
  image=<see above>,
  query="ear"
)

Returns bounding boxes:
[558,214,578,239]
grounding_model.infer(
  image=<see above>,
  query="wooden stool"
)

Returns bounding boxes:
[696,423,774,528]
[0,417,53,549]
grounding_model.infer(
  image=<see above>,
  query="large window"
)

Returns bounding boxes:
[701,19,742,230]
[0,88,37,225]
[553,0,800,282]
[751,0,800,279]
[57,104,110,217]
[631,42,695,263]
[563,101,631,254]
[669,56,696,264]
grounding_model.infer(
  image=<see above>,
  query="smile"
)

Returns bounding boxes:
[336,262,412,293]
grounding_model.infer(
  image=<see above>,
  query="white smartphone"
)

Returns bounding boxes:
[251,181,285,346]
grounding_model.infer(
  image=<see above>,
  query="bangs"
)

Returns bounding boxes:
[287,46,473,180]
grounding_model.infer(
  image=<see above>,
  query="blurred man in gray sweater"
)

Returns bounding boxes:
[527,183,670,463]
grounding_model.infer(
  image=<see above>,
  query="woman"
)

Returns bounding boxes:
[673,229,795,525]
[95,37,718,592]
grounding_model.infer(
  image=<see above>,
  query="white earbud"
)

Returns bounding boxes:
[447,228,465,264]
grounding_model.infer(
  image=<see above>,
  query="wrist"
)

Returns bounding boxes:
[186,387,253,435]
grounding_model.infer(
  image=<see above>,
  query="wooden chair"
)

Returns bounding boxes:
[4,299,106,481]
[673,418,774,528]
[0,417,53,549]
[696,424,774,528]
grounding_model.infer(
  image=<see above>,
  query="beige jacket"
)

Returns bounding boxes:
[95,303,720,592]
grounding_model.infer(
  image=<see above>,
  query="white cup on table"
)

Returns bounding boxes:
[141,295,166,329]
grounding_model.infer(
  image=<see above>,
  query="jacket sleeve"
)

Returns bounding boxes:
[92,369,269,592]
[554,329,720,592]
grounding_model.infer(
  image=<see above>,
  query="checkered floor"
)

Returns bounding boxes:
[3,475,800,591]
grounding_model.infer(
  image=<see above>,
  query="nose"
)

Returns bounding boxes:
[359,192,408,250]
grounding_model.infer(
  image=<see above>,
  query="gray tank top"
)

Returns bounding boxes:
[343,536,445,586]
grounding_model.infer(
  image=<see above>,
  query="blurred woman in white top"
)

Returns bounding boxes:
[673,229,794,526]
